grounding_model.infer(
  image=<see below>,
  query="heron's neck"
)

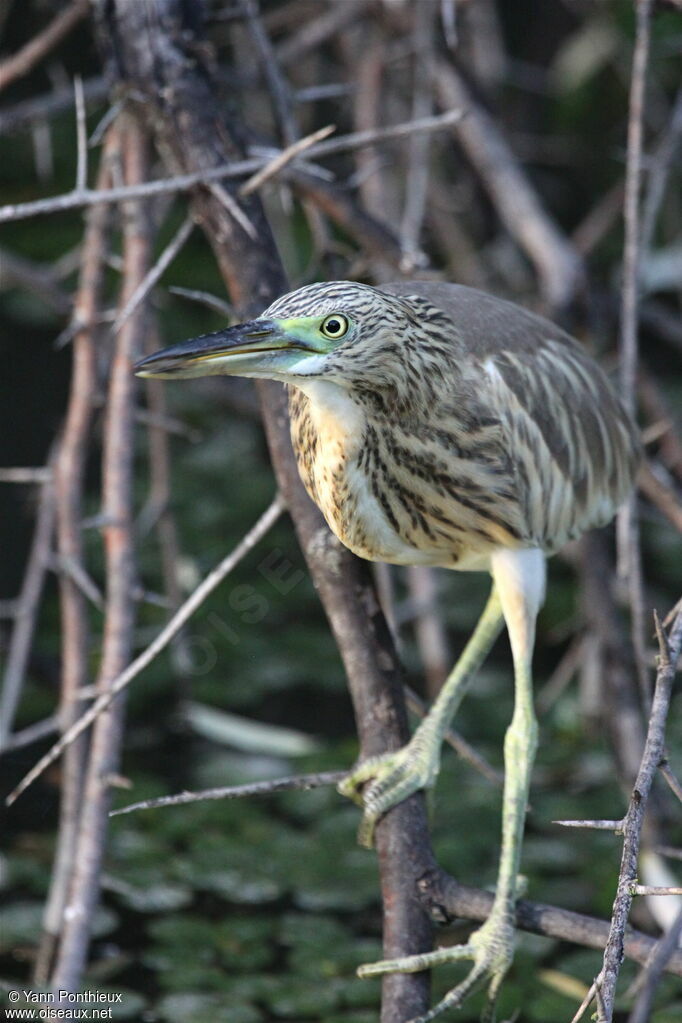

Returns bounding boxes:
[291,378,366,456]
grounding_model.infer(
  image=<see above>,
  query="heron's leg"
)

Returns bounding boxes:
[356,548,546,1023]
[339,583,505,848]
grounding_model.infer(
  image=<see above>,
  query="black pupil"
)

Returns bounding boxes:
[325,318,342,334]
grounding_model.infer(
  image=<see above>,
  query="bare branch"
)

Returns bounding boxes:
[239,124,335,197]
[50,113,152,992]
[2,715,59,752]
[244,0,297,146]
[435,61,584,310]
[627,905,682,1023]
[554,819,625,832]
[111,213,194,336]
[595,608,682,1020]
[417,869,682,978]
[74,76,87,192]
[110,770,348,816]
[659,759,682,803]
[5,495,285,807]
[617,0,654,729]
[399,0,436,271]
[0,467,53,483]
[630,885,682,896]
[0,77,108,135]
[168,286,233,318]
[0,0,89,94]
[0,463,55,749]
[34,128,119,986]
[0,110,464,224]
[640,87,682,258]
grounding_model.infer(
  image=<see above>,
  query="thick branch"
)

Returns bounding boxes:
[417,869,682,978]
[95,3,436,1019]
[50,114,151,994]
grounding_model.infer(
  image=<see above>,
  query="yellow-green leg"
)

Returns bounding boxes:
[356,548,546,1023]
[339,583,505,847]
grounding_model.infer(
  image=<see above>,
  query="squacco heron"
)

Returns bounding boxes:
[136,280,639,1022]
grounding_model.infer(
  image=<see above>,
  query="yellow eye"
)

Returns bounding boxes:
[320,314,349,340]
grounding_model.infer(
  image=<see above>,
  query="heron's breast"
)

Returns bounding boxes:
[290,381,437,564]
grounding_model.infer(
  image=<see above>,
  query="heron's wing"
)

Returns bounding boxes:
[381,281,639,549]
[467,341,639,549]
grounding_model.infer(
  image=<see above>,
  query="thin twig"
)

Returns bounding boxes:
[110,213,194,336]
[595,609,682,1021]
[207,181,257,239]
[50,114,152,992]
[615,0,653,722]
[0,110,464,224]
[399,0,435,271]
[659,759,682,803]
[554,819,625,832]
[0,246,72,315]
[637,461,682,533]
[0,467,53,483]
[5,495,285,807]
[0,77,108,135]
[110,770,348,816]
[569,981,598,1023]
[630,885,682,896]
[627,904,682,1023]
[244,0,297,146]
[34,128,119,986]
[640,87,682,258]
[275,0,369,67]
[239,124,335,196]
[168,286,233,318]
[74,76,87,192]
[0,464,55,749]
[0,0,89,94]
[2,715,59,752]
[435,61,584,310]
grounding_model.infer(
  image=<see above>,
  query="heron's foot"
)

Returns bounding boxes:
[338,733,440,848]
[357,910,515,1023]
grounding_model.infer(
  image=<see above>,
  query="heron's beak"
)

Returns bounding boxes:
[134,319,319,380]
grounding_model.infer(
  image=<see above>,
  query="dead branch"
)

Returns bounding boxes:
[595,608,682,1021]
[416,868,682,978]
[0,460,55,749]
[95,4,437,1018]
[637,461,682,533]
[0,0,89,94]
[627,904,682,1023]
[33,129,118,985]
[0,110,463,225]
[616,0,654,729]
[399,0,436,271]
[110,770,349,816]
[111,213,194,336]
[50,113,152,993]
[6,495,285,807]
[0,246,72,316]
[435,60,584,311]
[0,76,108,135]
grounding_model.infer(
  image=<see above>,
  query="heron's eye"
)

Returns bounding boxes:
[320,314,349,339]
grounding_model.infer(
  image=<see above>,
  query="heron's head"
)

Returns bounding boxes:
[135,281,425,388]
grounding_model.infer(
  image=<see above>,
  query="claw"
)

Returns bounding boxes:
[358,911,515,1023]
[338,734,440,846]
